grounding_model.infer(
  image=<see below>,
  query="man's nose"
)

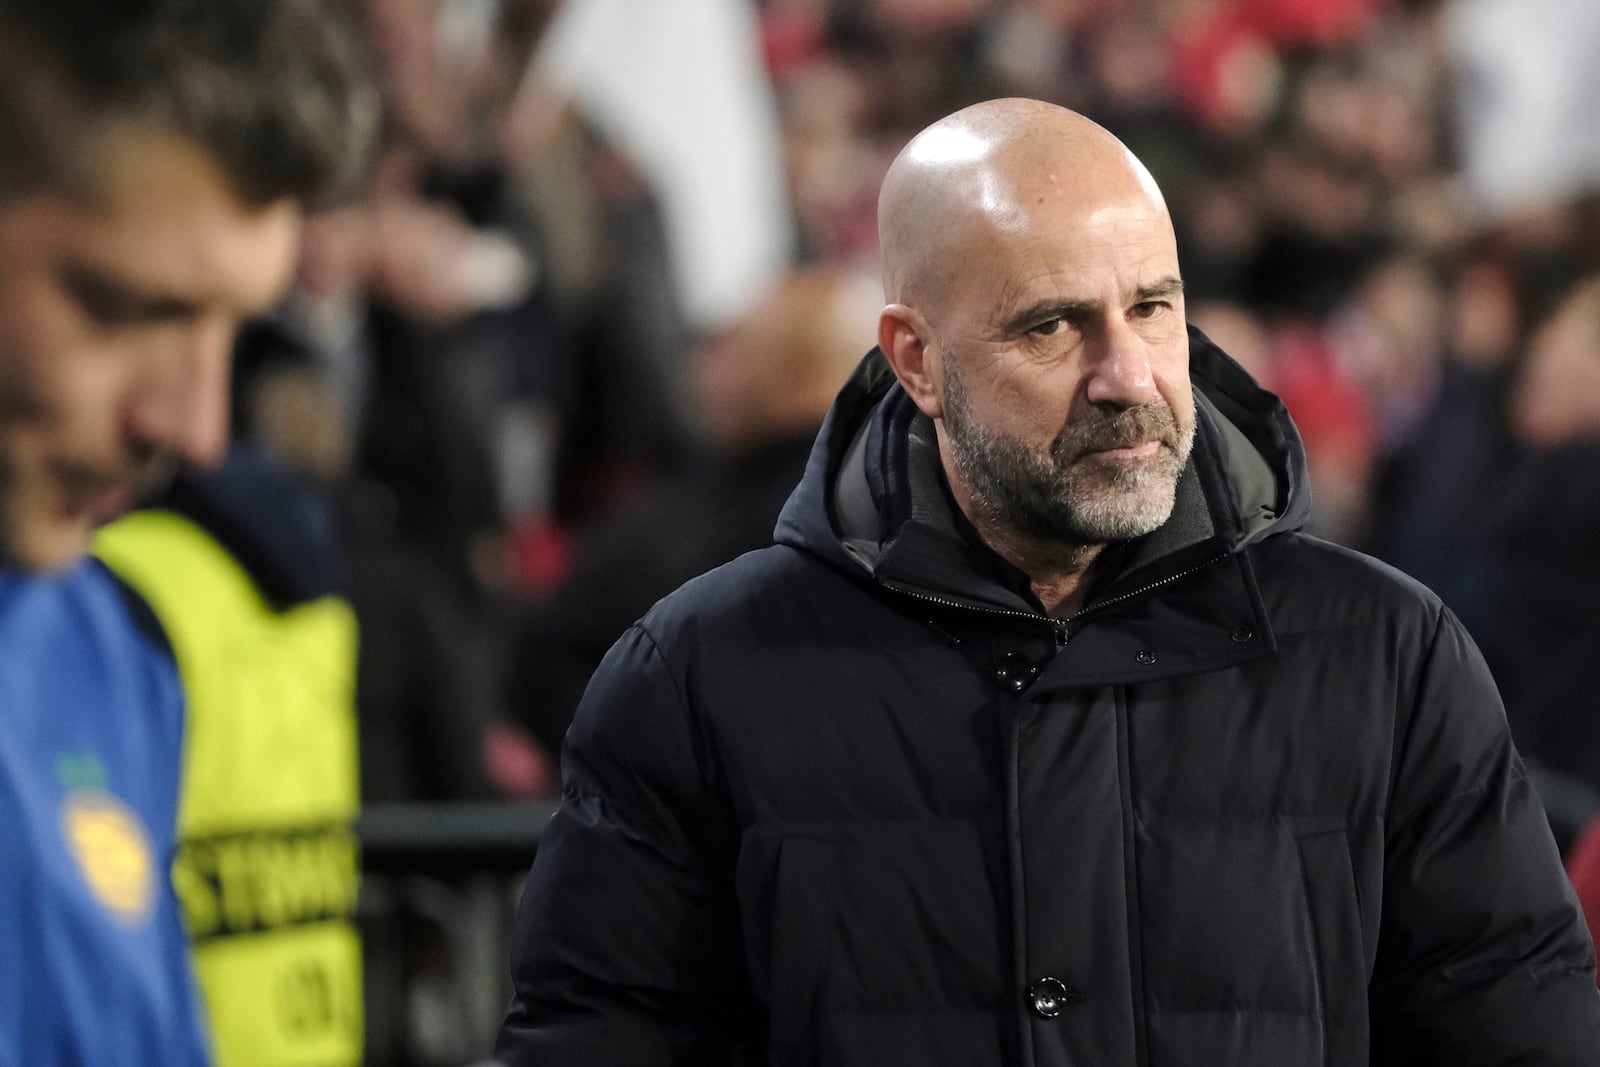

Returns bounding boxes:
[1084,319,1158,409]
[125,319,234,467]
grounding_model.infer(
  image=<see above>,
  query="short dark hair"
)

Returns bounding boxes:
[0,0,377,208]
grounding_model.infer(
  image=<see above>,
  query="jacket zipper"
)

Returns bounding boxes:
[1063,551,1230,631]
[885,583,1069,640]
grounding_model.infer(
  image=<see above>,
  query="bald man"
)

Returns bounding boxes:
[498,100,1600,1066]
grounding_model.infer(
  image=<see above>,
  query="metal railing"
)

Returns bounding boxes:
[358,801,559,875]
[357,800,559,1067]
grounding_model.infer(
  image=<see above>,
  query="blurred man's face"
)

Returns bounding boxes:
[1512,278,1600,448]
[0,127,301,571]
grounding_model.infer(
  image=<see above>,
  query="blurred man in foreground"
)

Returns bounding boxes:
[498,99,1600,1065]
[0,0,371,1060]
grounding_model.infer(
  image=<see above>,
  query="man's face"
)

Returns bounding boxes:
[929,184,1195,547]
[0,128,301,571]
[1511,278,1600,448]
[942,347,1194,544]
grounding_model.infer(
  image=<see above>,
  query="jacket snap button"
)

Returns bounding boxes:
[1135,649,1157,665]
[1008,676,1027,693]
[1027,976,1073,1019]
[1231,625,1255,643]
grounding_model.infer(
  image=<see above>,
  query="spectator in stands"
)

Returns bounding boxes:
[0,0,371,1061]
[234,339,502,805]
[1468,274,1600,793]
[1363,255,1522,642]
[503,266,880,759]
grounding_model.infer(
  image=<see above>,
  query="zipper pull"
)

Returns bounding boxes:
[925,618,962,648]
[1052,619,1071,646]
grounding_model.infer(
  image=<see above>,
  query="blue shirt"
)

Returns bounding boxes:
[0,560,209,1066]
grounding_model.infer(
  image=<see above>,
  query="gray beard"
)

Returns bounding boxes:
[942,358,1195,547]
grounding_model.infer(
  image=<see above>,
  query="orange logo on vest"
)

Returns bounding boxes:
[61,789,156,925]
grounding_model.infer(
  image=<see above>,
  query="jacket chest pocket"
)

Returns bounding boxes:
[1295,827,1368,1065]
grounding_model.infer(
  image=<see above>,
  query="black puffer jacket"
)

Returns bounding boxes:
[499,330,1600,1066]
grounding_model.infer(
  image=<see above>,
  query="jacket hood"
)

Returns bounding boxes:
[773,325,1310,618]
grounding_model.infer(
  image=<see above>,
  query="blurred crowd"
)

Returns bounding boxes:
[221,0,1600,835]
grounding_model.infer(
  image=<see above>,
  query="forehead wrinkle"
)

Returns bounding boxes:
[986,265,1042,330]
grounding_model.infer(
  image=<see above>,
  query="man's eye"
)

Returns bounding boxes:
[1031,318,1062,336]
[1132,301,1166,319]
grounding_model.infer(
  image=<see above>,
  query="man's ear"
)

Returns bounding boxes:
[878,304,943,419]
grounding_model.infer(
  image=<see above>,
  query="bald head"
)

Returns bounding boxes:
[878,99,1169,313]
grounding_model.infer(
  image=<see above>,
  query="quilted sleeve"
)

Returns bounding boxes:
[1371,605,1600,1064]
[496,623,747,1066]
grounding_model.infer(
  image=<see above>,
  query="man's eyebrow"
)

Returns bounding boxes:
[60,260,202,323]
[1135,276,1185,302]
[1005,297,1098,331]
[1003,276,1186,332]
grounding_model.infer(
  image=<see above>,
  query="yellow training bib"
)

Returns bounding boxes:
[98,511,363,1067]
